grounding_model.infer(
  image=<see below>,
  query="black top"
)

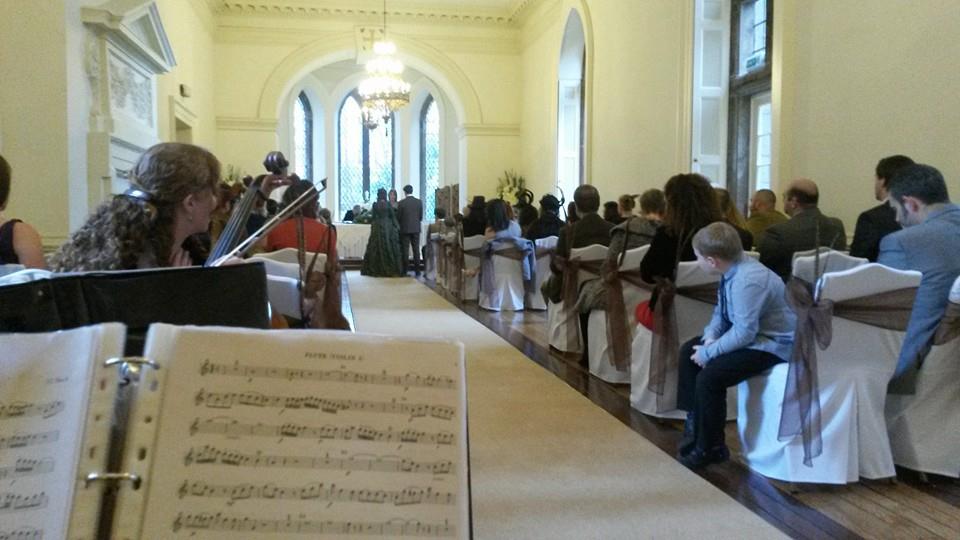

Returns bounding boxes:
[850,201,901,262]
[462,215,486,237]
[524,212,564,241]
[0,219,21,264]
[640,225,700,284]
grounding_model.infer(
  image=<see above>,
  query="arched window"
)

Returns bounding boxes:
[293,91,313,179]
[558,10,586,201]
[420,95,440,221]
[338,92,395,213]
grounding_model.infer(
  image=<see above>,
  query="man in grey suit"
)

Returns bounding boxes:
[758,178,847,280]
[397,184,423,276]
[878,164,960,393]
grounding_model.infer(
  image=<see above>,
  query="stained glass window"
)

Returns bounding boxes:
[338,92,394,214]
[293,92,313,180]
[420,96,440,221]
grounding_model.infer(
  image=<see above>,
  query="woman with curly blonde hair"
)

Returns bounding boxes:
[51,143,220,271]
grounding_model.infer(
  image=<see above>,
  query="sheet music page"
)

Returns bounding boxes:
[131,325,467,539]
[0,324,125,540]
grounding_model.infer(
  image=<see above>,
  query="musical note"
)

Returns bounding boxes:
[177,479,456,506]
[183,445,454,475]
[0,527,43,540]
[172,513,455,537]
[0,492,48,513]
[189,418,454,446]
[0,400,64,421]
[0,458,54,480]
[0,430,59,450]
[198,361,455,390]
[194,389,455,420]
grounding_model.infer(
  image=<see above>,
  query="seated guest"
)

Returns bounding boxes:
[462,196,487,237]
[428,208,446,236]
[318,208,335,230]
[715,188,754,250]
[617,193,637,220]
[485,199,522,240]
[566,201,579,225]
[639,188,665,224]
[265,180,337,261]
[343,204,361,222]
[641,173,722,288]
[51,143,221,271]
[0,154,45,268]
[603,201,623,225]
[877,163,960,392]
[542,185,613,361]
[744,189,787,249]
[524,194,564,241]
[676,222,796,468]
[850,155,914,262]
[758,179,847,280]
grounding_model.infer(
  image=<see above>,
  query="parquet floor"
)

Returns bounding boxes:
[424,283,960,540]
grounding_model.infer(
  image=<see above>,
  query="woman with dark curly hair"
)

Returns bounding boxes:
[50,143,220,271]
[640,173,723,285]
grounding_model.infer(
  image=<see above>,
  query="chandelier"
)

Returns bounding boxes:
[358,1,410,130]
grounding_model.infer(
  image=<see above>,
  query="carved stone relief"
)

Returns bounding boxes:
[108,56,154,127]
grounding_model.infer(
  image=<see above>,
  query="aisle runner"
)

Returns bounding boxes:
[347,273,785,539]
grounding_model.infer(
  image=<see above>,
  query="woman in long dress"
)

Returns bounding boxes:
[361,188,404,277]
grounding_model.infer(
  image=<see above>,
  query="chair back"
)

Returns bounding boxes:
[535,235,559,251]
[744,250,760,260]
[569,244,608,286]
[256,248,323,266]
[249,254,326,282]
[818,263,921,303]
[675,260,719,288]
[618,245,649,271]
[792,250,867,285]
[949,274,960,303]
[463,235,485,252]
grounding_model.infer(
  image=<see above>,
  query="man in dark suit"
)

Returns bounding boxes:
[396,185,423,276]
[878,164,960,393]
[758,178,847,280]
[850,155,914,261]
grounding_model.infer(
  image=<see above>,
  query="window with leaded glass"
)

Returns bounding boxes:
[338,92,395,214]
[420,95,440,221]
[293,91,313,180]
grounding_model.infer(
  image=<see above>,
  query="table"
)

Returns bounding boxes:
[335,223,430,260]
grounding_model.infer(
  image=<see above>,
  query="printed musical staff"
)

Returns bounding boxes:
[178,480,456,506]
[183,446,454,475]
[0,401,64,422]
[0,458,54,481]
[0,431,58,451]
[172,513,455,537]
[0,493,47,514]
[199,360,455,390]
[194,389,455,420]
[189,418,455,446]
[0,527,42,540]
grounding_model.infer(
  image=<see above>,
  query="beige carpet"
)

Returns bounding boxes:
[347,272,786,539]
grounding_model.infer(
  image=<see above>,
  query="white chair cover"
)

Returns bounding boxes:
[249,254,328,320]
[255,247,322,265]
[587,246,651,383]
[425,233,441,281]
[792,249,867,285]
[478,242,528,312]
[525,236,558,310]
[547,244,607,353]
[738,264,921,483]
[250,254,327,282]
[461,235,485,301]
[265,275,302,318]
[885,274,960,477]
[630,261,736,420]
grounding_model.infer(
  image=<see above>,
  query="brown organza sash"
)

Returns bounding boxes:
[555,255,604,351]
[934,301,960,345]
[831,286,917,330]
[603,269,654,372]
[647,280,719,413]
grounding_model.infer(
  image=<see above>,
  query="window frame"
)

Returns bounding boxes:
[419,95,440,222]
[337,90,396,212]
[295,91,314,180]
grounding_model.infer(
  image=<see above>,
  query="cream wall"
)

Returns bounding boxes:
[519,0,692,203]
[775,0,960,229]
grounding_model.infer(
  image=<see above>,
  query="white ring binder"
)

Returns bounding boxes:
[104,356,159,384]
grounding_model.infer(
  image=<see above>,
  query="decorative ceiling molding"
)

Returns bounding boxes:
[209,0,543,27]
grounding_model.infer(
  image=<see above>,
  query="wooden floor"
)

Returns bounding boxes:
[419,280,960,540]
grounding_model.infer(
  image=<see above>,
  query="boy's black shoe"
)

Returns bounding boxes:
[678,445,730,469]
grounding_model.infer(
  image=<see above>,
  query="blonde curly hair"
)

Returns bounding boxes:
[51,143,220,271]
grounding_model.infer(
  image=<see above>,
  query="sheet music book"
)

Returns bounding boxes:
[0,324,468,539]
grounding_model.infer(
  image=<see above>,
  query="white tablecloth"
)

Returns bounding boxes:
[336,223,431,260]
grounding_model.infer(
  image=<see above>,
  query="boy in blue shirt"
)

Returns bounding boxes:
[677,222,796,468]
